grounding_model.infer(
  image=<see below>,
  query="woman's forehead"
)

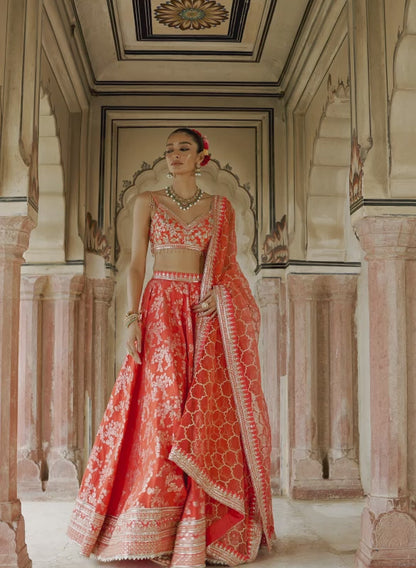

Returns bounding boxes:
[166,132,195,145]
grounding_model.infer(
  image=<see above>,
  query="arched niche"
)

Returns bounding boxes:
[25,88,65,263]
[306,78,358,261]
[114,157,257,371]
[390,0,416,194]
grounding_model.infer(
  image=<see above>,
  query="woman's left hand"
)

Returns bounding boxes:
[193,289,217,317]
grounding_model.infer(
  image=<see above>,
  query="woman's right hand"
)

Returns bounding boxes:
[126,321,142,364]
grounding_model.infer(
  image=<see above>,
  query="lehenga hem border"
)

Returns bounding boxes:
[170,447,245,515]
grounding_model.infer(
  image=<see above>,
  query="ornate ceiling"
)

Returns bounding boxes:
[72,0,313,94]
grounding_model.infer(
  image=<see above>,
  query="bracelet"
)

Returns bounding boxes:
[124,310,143,328]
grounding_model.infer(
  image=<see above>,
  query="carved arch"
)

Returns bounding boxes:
[25,88,66,263]
[390,0,416,194]
[306,76,352,261]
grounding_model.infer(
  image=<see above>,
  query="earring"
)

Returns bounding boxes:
[166,172,173,179]
[195,164,201,177]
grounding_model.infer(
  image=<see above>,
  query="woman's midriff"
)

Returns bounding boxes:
[153,249,205,275]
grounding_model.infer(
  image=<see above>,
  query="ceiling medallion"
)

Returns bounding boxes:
[154,0,229,31]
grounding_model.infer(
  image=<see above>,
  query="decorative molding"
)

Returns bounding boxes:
[374,511,416,549]
[28,126,39,211]
[261,215,288,264]
[327,73,350,104]
[85,213,111,262]
[118,157,165,215]
[349,133,364,210]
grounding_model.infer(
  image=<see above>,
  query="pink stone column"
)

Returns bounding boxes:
[41,274,85,497]
[0,217,32,567]
[288,275,322,498]
[327,275,362,496]
[257,277,282,493]
[90,278,115,437]
[355,217,416,568]
[17,275,47,494]
[407,255,416,502]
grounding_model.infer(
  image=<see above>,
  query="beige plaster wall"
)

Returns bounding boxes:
[0,0,6,95]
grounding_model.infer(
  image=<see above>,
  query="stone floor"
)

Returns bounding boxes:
[21,497,364,567]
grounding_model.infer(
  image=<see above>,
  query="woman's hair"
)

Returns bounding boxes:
[168,128,204,153]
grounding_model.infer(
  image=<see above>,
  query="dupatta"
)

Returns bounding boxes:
[169,195,276,561]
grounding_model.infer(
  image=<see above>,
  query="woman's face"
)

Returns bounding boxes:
[165,132,202,177]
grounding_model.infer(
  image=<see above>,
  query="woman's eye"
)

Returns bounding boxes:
[180,148,189,152]
[165,149,173,154]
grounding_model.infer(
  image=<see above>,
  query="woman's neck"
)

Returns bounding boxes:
[171,175,198,198]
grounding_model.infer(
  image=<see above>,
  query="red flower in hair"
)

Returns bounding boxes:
[191,128,211,166]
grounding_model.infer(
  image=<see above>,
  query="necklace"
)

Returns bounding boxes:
[165,186,203,211]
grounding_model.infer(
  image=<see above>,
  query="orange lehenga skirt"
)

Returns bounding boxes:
[68,270,266,567]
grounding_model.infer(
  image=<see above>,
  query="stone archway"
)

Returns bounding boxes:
[24,89,65,263]
[390,0,416,195]
[17,89,85,498]
[354,2,416,566]
[307,76,351,261]
[288,76,362,499]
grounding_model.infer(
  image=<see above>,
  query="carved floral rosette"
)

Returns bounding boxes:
[261,215,288,264]
[85,212,111,262]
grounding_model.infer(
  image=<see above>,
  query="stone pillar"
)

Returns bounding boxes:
[257,278,282,493]
[0,217,33,568]
[327,275,362,496]
[288,276,322,498]
[355,217,416,568]
[41,274,85,497]
[90,278,114,437]
[407,253,416,501]
[17,275,47,495]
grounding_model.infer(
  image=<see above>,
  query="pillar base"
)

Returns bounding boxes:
[355,498,416,568]
[329,455,363,498]
[17,458,43,496]
[0,502,31,568]
[45,456,79,498]
[292,479,363,499]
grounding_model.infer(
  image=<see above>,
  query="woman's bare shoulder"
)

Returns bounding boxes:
[134,190,164,207]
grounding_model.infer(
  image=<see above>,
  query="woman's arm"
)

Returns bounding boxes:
[126,192,151,362]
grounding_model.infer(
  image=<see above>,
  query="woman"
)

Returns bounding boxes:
[68,128,276,567]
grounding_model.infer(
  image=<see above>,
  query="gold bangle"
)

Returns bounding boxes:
[124,310,143,328]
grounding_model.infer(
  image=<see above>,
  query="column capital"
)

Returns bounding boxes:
[256,277,280,306]
[91,277,115,304]
[288,273,357,301]
[20,274,48,299]
[43,274,85,300]
[0,216,34,261]
[287,273,317,300]
[322,274,358,301]
[354,216,416,259]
